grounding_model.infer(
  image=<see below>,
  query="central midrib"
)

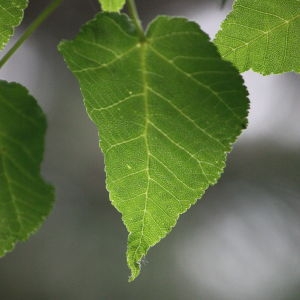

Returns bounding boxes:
[133,41,150,260]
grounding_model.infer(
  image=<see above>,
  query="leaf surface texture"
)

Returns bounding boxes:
[214,0,300,74]
[59,13,249,281]
[0,0,28,50]
[0,80,53,256]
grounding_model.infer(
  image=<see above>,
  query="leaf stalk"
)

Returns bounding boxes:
[126,0,146,42]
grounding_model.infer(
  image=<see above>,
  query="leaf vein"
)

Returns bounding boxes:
[147,87,225,148]
[149,121,210,184]
[91,93,144,112]
[149,46,243,122]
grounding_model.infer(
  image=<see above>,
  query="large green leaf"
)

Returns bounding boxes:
[59,12,249,281]
[99,0,126,12]
[214,0,300,74]
[0,80,53,256]
[0,0,29,50]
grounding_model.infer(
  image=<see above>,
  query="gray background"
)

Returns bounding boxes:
[1,0,300,299]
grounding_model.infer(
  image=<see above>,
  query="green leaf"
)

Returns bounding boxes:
[0,80,53,256]
[214,0,300,74]
[59,12,249,281]
[99,0,126,12]
[0,0,29,50]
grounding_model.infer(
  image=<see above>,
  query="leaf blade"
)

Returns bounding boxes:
[59,12,249,281]
[0,0,29,50]
[214,0,300,74]
[0,80,54,256]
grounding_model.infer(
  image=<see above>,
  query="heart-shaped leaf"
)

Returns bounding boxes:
[59,12,249,281]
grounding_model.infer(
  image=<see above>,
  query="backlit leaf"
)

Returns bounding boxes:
[0,80,53,256]
[99,0,126,12]
[59,13,249,281]
[0,0,29,50]
[214,0,300,74]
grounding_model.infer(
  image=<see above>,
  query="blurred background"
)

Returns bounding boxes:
[0,0,300,299]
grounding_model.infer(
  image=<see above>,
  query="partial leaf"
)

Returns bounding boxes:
[0,0,29,50]
[59,13,249,281]
[214,0,300,74]
[99,0,126,12]
[0,80,53,256]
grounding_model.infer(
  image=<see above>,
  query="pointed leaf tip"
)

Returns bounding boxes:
[60,12,249,280]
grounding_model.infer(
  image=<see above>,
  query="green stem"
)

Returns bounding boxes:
[126,0,146,42]
[0,0,63,69]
